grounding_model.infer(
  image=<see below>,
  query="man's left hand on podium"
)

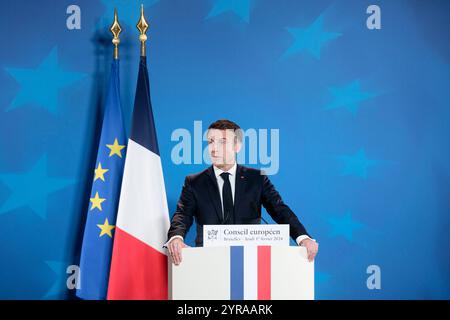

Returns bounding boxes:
[300,239,319,262]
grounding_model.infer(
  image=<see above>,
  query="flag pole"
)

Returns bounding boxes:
[136,4,149,57]
[110,8,122,60]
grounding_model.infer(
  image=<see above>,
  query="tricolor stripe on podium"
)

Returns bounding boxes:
[230,246,272,300]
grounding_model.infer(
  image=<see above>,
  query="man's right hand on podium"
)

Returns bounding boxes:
[167,237,190,265]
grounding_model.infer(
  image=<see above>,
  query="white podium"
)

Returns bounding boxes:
[169,246,314,300]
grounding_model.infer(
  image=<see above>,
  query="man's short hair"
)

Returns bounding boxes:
[208,119,243,142]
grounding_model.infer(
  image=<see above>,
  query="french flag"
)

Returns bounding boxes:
[107,56,170,300]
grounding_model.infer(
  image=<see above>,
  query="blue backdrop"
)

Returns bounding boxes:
[0,0,449,299]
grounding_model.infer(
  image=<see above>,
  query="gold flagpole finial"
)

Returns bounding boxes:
[136,4,149,57]
[110,8,122,59]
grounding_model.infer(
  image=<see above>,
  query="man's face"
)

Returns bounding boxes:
[207,129,242,167]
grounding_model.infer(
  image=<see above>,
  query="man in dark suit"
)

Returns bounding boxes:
[166,119,318,265]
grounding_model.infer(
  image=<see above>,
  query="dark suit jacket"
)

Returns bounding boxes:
[167,165,311,246]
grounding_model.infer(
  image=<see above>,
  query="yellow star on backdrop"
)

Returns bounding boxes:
[90,191,106,211]
[97,218,115,238]
[106,138,125,158]
[94,162,109,182]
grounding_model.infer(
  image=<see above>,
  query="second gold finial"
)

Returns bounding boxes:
[136,4,149,57]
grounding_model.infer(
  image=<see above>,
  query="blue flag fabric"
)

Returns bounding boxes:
[76,59,126,299]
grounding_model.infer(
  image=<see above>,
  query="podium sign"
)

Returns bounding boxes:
[169,224,314,300]
[203,224,290,247]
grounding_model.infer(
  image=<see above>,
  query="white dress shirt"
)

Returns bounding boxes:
[165,163,315,247]
[213,163,237,215]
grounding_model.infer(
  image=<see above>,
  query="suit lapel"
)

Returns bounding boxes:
[233,165,246,216]
[206,166,224,223]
